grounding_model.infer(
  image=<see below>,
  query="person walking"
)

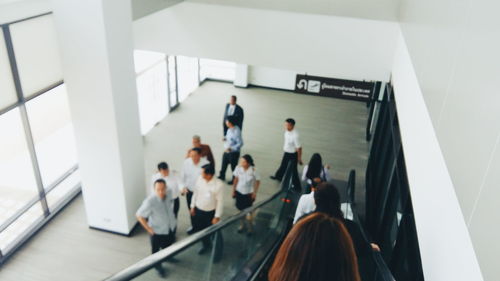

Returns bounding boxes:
[218,116,243,184]
[186,135,215,166]
[223,95,244,136]
[136,179,177,278]
[232,154,261,235]
[190,164,224,254]
[182,148,209,234]
[271,118,303,181]
[151,162,181,219]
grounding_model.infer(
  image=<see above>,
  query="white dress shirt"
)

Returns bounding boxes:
[293,191,316,224]
[283,129,301,153]
[191,177,224,218]
[233,166,261,195]
[150,171,181,199]
[227,104,236,116]
[301,165,331,185]
[182,157,210,192]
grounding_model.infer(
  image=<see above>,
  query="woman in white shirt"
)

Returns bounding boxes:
[232,154,261,235]
[302,153,331,186]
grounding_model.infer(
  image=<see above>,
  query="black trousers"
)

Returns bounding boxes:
[150,233,174,271]
[193,208,215,248]
[173,197,180,218]
[274,152,298,180]
[219,151,240,180]
[186,191,195,227]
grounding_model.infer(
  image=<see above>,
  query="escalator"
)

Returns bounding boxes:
[106,165,394,281]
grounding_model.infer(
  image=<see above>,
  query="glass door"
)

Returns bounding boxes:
[167,56,179,111]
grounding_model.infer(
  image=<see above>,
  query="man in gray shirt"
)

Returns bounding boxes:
[137,179,177,278]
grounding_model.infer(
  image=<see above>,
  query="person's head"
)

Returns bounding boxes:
[306,153,323,180]
[201,164,215,181]
[230,95,237,105]
[157,162,169,177]
[154,179,167,200]
[226,116,236,128]
[192,135,201,147]
[240,154,255,169]
[314,182,343,220]
[285,118,296,131]
[268,212,360,281]
[190,147,202,162]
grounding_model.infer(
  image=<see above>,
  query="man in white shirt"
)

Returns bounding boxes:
[293,180,320,224]
[182,148,209,234]
[190,164,224,255]
[271,118,303,181]
[150,162,181,219]
[136,179,177,277]
[218,116,243,184]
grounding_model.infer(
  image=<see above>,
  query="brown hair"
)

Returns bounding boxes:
[268,213,360,281]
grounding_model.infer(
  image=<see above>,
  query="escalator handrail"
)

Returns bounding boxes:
[105,189,287,281]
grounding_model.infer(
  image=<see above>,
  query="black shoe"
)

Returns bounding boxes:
[156,266,167,278]
[217,176,225,181]
[270,176,281,181]
[187,227,195,235]
[198,247,210,255]
[227,180,233,185]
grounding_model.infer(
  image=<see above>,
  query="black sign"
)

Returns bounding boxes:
[295,74,375,102]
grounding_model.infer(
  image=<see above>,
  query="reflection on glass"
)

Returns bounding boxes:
[199,58,236,82]
[177,56,199,102]
[26,84,78,188]
[0,201,44,252]
[0,108,38,227]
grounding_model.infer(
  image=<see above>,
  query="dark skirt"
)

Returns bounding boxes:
[235,191,253,210]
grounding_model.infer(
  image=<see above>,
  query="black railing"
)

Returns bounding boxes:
[364,83,424,281]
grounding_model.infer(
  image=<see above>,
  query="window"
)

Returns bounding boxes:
[134,50,168,135]
[0,108,39,227]
[25,84,78,187]
[177,56,199,102]
[168,56,178,109]
[0,29,17,110]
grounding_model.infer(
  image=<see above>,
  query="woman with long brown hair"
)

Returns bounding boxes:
[268,212,361,281]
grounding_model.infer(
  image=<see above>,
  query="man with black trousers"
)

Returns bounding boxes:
[223,95,244,136]
[137,179,177,278]
[271,118,303,181]
[218,116,243,184]
[190,164,224,255]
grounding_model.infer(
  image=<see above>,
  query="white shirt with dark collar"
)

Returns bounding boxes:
[191,177,224,218]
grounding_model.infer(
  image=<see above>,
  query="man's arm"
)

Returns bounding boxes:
[137,215,154,235]
[297,147,303,165]
[213,184,224,224]
[206,146,215,166]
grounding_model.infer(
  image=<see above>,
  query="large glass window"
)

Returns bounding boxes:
[177,55,199,102]
[0,13,80,262]
[0,29,17,110]
[0,108,39,227]
[168,56,178,109]
[26,84,78,187]
[9,14,63,97]
[134,50,168,135]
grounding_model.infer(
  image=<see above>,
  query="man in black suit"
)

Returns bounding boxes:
[223,95,244,136]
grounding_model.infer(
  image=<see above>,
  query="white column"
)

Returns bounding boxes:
[51,0,145,234]
[234,63,249,87]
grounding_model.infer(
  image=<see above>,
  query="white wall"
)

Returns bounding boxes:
[399,0,500,279]
[248,66,297,90]
[187,0,400,21]
[133,2,400,83]
[0,0,50,24]
[391,32,483,281]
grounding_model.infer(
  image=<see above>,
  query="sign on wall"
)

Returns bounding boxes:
[295,74,376,102]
